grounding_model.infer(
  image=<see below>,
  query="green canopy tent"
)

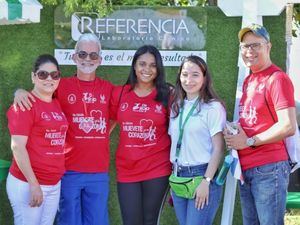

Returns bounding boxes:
[0,0,42,25]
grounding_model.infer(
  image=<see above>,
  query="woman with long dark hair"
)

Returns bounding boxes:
[110,45,171,225]
[169,55,226,225]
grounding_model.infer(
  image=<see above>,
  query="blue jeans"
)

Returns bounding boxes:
[239,160,290,225]
[58,171,110,225]
[171,164,222,225]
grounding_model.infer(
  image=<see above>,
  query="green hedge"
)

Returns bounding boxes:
[0,5,285,225]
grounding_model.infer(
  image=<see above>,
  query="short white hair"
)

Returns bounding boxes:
[75,33,101,54]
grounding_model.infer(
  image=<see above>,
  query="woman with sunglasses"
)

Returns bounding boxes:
[110,45,171,225]
[6,54,68,225]
[11,33,113,225]
[168,55,226,225]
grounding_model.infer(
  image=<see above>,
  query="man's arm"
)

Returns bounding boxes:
[13,89,35,111]
[254,107,296,145]
[224,107,296,150]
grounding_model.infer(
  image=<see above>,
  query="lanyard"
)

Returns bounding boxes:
[76,76,97,117]
[175,98,199,158]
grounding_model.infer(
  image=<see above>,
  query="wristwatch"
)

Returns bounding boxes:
[203,176,212,184]
[246,136,256,148]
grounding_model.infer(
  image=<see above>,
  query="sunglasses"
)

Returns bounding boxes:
[34,70,61,80]
[76,51,100,60]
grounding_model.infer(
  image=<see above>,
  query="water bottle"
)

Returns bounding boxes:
[216,155,234,186]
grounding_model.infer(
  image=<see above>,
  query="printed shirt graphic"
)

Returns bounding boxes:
[238,64,295,170]
[110,85,171,182]
[56,76,114,172]
[7,97,68,185]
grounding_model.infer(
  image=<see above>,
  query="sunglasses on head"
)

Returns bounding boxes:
[76,51,100,60]
[34,70,61,80]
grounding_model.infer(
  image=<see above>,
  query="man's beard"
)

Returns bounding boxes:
[77,63,98,74]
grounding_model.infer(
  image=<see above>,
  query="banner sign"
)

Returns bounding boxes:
[54,6,207,66]
[55,49,206,66]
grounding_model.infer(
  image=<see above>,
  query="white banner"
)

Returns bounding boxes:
[55,49,206,67]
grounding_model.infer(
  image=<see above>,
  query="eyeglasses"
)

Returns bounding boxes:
[240,42,267,51]
[34,70,61,80]
[76,51,100,60]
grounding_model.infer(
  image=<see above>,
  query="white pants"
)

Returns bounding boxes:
[6,173,61,225]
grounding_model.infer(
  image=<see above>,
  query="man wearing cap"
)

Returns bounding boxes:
[224,24,296,225]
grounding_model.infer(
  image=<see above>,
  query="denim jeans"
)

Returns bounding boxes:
[239,160,290,225]
[171,164,222,225]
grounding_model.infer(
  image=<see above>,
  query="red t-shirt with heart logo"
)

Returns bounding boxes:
[56,76,113,172]
[110,85,171,182]
[238,64,295,170]
[7,97,68,185]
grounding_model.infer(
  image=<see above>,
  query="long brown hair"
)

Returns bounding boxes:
[171,55,223,118]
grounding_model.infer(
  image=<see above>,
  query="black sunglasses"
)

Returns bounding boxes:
[76,51,100,60]
[34,70,61,80]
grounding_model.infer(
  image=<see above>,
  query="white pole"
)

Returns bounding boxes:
[285,3,293,75]
[220,1,262,224]
[219,1,295,225]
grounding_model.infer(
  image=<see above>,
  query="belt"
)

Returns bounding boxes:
[173,163,208,172]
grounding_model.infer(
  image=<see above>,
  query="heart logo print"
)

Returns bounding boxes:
[90,110,102,119]
[79,119,94,133]
[140,119,153,130]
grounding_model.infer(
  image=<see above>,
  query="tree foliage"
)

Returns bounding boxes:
[292,4,300,37]
[294,4,300,28]
[41,0,113,16]
[111,0,173,6]
[39,0,299,31]
[40,0,212,16]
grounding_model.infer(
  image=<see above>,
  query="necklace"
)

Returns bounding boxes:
[76,76,98,134]
[76,76,97,116]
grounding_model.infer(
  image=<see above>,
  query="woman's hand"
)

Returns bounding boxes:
[194,180,210,210]
[29,183,43,207]
[13,89,35,111]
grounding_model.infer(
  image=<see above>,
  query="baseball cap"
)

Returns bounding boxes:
[238,24,270,42]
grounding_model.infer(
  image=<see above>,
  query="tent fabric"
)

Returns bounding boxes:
[7,0,22,20]
[286,192,300,209]
[0,0,42,25]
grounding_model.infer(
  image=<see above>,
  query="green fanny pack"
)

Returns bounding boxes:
[169,174,203,199]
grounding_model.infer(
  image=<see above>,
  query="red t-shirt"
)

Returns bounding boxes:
[238,64,295,170]
[110,85,171,182]
[7,97,68,185]
[56,76,113,172]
